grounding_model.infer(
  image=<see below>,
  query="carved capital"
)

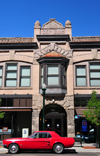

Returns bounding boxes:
[9,50,15,60]
[91,49,98,59]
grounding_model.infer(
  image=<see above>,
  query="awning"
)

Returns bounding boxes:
[75,107,87,115]
[0,108,32,112]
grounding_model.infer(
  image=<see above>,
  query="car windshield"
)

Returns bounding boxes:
[28,132,36,138]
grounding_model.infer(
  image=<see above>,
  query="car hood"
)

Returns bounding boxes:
[3,137,28,142]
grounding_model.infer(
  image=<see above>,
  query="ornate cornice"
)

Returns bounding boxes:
[34,43,72,58]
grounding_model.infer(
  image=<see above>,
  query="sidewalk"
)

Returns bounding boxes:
[0,141,100,153]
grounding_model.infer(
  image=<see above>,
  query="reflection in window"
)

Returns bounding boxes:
[20,66,30,87]
[76,66,86,86]
[90,63,100,86]
[5,64,17,87]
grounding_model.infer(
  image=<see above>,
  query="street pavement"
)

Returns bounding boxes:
[1,141,100,154]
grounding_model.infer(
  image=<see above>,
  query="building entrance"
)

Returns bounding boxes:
[45,112,66,136]
[39,104,67,137]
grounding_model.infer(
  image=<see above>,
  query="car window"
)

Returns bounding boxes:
[47,133,52,138]
[39,133,47,138]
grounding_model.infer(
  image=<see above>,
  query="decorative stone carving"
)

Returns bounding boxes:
[41,29,65,35]
[34,21,41,28]
[40,19,65,35]
[91,49,98,59]
[42,19,64,28]
[34,43,72,58]
[9,50,15,60]
[65,20,72,28]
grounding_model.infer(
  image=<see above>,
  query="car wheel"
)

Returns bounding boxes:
[8,143,19,154]
[53,143,64,154]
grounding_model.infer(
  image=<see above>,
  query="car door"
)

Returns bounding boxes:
[27,132,52,149]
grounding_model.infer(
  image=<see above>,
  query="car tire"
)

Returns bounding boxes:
[8,143,19,154]
[53,143,64,154]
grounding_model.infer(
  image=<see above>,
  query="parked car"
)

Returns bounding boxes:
[3,131,75,154]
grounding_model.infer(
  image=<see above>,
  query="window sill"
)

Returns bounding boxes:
[40,88,67,96]
[0,87,33,90]
[74,87,100,90]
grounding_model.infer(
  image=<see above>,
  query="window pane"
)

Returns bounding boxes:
[90,80,100,86]
[77,67,86,76]
[21,67,30,76]
[27,99,32,107]
[90,72,100,78]
[20,99,26,107]
[14,99,19,107]
[6,80,16,86]
[0,67,2,76]
[63,67,66,76]
[0,78,2,86]
[7,64,17,70]
[90,64,100,69]
[7,98,13,107]
[41,67,43,76]
[6,72,17,78]
[48,77,59,85]
[77,78,86,86]
[48,66,58,75]
[21,78,30,86]
[41,77,43,86]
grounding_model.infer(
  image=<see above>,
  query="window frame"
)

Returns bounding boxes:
[20,66,31,87]
[5,63,17,87]
[0,66,3,87]
[47,64,60,86]
[76,65,87,87]
[89,62,100,86]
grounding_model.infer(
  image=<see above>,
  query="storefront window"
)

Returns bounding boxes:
[75,115,96,143]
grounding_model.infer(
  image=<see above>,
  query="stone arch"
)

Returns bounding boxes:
[39,103,67,136]
[73,53,100,64]
[0,54,33,64]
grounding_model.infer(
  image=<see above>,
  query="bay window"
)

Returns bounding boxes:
[38,57,68,95]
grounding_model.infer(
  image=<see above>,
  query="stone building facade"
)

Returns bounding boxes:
[0,19,100,141]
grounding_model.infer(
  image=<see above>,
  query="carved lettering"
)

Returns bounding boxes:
[41,29,65,35]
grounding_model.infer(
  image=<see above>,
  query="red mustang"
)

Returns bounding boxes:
[3,131,75,154]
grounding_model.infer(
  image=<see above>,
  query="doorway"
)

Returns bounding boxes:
[39,104,67,137]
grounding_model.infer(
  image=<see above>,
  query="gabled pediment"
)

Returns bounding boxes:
[44,51,62,57]
[34,43,72,59]
[42,19,64,28]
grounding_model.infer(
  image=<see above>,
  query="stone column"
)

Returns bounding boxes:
[64,95,75,137]
[32,108,41,133]
[67,108,75,137]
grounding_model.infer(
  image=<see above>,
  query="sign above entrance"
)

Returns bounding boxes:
[2,127,8,132]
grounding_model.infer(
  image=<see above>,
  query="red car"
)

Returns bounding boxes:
[3,131,75,154]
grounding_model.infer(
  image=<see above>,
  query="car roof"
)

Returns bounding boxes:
[34,131,60,137]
